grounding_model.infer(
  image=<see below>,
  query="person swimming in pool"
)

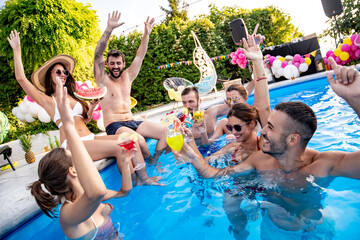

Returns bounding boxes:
[29,78,132,239]
[180,84,254,146]
[179,34,360,237]
[93,11,168,164]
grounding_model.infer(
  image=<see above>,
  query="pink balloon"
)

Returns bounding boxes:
[231,59,237,65]
[293,54,302,62]
[294,62,300,68]
[300,58,306,64]
[269,56,276,66]
[355,49,360,58]
[351,34,358,43]
[238,53,245,59]
[232,55,238,60]
[230,52,236,58]
[341,44,350,52]
[92,111,101,121]
[348,51,353,58]
[235,48,242,55]
[80,85,88,91]
[335,56,341,63]
[323,57,328,65]
[239,63,247,69]
[291,59,296,65]
[26,95,34,102]
[350,44,358,52]
[281,61,288,68]
[326,51,333,58]
[341,61,347,65]
[330,53,336,59]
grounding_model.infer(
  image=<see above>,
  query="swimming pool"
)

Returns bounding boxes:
[4,75,360,239]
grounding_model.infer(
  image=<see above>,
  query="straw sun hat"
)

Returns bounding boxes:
[31,54,76,92]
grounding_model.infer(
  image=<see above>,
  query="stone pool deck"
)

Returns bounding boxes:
[0,69,346,238]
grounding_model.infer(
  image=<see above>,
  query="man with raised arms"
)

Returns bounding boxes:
[93,11,167,162]
[179,34,360,237]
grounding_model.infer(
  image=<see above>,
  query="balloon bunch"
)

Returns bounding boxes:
[75,80,105,131]
[266,54,311,80]
[230,48,247,68]
[12,95,51,123]
[324,34,360,69]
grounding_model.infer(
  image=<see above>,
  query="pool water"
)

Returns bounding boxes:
[4,76,360,239]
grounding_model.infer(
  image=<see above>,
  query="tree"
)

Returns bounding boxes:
[0,0,101,142]
[108,5,302,109]
[160,0,189,24]
[320,0,360,41]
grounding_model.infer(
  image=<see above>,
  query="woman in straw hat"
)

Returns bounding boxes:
[8,30,160,185]
[29,78,130,239]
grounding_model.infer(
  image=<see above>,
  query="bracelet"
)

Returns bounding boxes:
[256,77,267,82]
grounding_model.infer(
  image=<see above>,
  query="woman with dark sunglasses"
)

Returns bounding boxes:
[207,103,261,163]
[8,30,160,186]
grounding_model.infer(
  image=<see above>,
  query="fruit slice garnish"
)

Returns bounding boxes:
[160,113,176,127]
[173,118,181,130]
[117,132,131,143]
[180,107,189,115]
[129,133,139,142]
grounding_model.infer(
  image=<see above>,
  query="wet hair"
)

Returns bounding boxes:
[28,148,75,218]
[44,63,89,120]
[274,102,317,147]
[228,103,260,127]
[107,49,125,62]
[226,84,248,101]
[181,86,199,101]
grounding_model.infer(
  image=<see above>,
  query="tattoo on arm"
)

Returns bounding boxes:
[94,30,112,61]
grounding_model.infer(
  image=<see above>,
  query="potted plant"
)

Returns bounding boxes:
[19,134,35,164]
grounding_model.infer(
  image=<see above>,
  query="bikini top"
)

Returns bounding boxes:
[61,198,118,240]
[52,95,83,128]
[232,136,260,163]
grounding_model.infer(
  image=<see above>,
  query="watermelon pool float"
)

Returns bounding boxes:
[0,111,10,144]
[74,87,107,100]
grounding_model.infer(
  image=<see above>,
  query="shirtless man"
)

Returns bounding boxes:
[181,82,253,145]
[179,35,360,236]
[93,11,167,162]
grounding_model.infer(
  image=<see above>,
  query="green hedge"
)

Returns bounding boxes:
[0,2,301,143]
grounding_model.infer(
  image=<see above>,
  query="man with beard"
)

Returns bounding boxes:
[178,34,360,237]
[93,11,167,163]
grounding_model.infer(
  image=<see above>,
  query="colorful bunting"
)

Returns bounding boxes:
[157,54,231,69]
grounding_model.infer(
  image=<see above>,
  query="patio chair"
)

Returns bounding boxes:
[163,77,194,108]
[0,145,15,171]
[191,31,218,95]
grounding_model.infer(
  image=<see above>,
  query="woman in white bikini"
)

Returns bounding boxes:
[29,79,131,239]
[8,30,159,185]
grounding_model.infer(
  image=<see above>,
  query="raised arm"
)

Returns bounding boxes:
[94,11,124,86]
[55,79,106,225]
[241,35,270,128]
[326,57,360,118]
[8,30,50,109]
[127,17,155,82]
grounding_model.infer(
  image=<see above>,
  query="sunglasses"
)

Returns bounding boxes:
[55,69,69,77]
[225,97,241,104]
[225,122,248,132]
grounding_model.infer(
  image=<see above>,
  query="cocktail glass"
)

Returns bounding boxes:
[192,106,205,133]
[176,107,193,142]
[118,132,145,171]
